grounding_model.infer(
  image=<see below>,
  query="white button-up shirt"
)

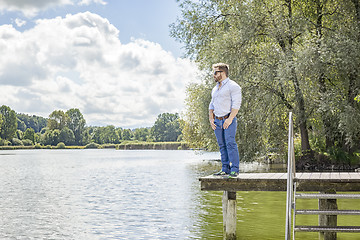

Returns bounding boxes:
[209,78,242,117]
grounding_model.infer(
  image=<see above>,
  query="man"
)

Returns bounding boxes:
[209,63,242,178]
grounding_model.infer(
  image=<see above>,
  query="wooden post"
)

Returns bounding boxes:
[222,191,228,234]
[319,190,338,240]
[222,191,237,240]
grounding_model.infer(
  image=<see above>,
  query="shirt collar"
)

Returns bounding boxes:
[217,77,230,87]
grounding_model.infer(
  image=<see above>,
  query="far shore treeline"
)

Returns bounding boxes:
[0,105,186,150]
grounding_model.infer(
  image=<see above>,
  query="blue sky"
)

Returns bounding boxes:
[0,0,200,128]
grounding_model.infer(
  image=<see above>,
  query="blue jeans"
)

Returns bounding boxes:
[214,117,240,173]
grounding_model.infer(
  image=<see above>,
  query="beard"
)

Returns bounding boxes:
[214,75,221,82]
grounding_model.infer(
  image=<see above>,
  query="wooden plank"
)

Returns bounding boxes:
[349,172,360,179]
[302,172,312,180]
[320,172,331,179]
[330,172,340,180]
[200,172,360,192]
[339,172,350,181]
[311,172,322,180]
[296,172,304,179]
[276,173,287,179]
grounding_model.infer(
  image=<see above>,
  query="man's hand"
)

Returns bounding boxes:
[210,118,216,130]
[223,118,233,129]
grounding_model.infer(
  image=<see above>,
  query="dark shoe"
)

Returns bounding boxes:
[228,171,238,178]
[213,170,228,176]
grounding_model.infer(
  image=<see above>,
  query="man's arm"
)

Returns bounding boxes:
[223,108,239,129]
[209,109,216,130]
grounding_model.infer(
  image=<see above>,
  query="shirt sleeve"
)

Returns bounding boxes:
[230,82,242,110]
[209,97,214,110]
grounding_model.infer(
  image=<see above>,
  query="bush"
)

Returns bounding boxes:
[45,145,52,149]
[56,142,66,149]
[22,139,33,146]
[102,144,117,148]
[0,139,11,146]
[34,143,42,149]
[12,138,24,146]
[85,142,101,149]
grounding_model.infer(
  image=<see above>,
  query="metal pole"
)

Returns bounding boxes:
[285,112,294,240]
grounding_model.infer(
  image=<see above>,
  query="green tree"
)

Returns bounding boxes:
[17,113,47,132]
[91,126,120,144]
[0,113,3,138]
[23,128,35,144]
[82,128,92,145]
[102,125,120,144]
[66,108,86,145]
[171,0,360,164]
[59,127,75,145]
[151,113,182,142]
[0,105,18,141]
[122,129,133,141]
[15,129,23,140]
[48,110,68,130]
[133,127,150,141]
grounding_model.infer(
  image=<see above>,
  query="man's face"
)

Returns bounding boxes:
[213,67,223,82]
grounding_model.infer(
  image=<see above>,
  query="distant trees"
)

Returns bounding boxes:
[151,113,182,142]
[43,109,83,146]
[17,113,47,132]
[0,105,183,147]
[66,108,86,145]
[48,110,68,130]
[23,128,36,144]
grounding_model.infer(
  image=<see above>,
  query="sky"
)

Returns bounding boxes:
[0,0,201,128]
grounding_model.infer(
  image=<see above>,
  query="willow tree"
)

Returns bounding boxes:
[171,0,360,164]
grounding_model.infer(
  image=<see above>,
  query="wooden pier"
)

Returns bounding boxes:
[200,172,360,192]
[199,172,360,240]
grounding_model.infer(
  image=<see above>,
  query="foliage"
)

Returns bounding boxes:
[59,127,75,145]
[92,125,120,144]
[1,105,184,147]
[48,110,68,130]
[56,142,66,149]
[171,0,360,164]
[11,138,23,146]
[22,139,33,146]
[23,128,36,144]
[17,113,47,132]
[133,127,150,141]
[85,142,101,149]
[181,82,217,150]
[117,141,188,150]
[34,143,42,149]
[0,139,11,146]
[0,105,17,141]
[121,129,133,141]
[66,108,86,145]
[151,113,182,142]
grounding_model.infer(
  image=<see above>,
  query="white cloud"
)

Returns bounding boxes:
[0,12,199,128]
[14,18,26,27]
[0,0,106,17]
[78,0,107,6]
[0,0,73,17]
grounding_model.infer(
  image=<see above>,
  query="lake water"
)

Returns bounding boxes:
[0,149,359,239]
